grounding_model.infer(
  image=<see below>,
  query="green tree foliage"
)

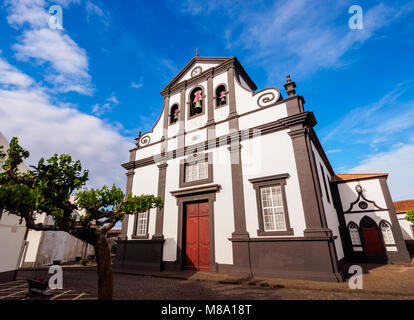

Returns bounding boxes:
[405,209,414,224]
[0,137,163,299]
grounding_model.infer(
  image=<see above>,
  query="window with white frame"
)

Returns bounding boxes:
[348,223,361,245]
[185,160,208,182]
[260,185,287,232]
[380,221,395,245]
[135,211,149,237]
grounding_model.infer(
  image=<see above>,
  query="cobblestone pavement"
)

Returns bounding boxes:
[0,279,95,300]
[13,270,414,300]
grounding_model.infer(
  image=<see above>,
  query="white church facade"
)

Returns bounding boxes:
[114,56,411,281]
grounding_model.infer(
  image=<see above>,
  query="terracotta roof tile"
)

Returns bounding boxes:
[393,200,414,214]
[331,173,388,183]
[107,229,121,235]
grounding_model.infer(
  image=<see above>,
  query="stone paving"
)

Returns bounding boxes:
[0,279,96,300]
[10,262,414,300]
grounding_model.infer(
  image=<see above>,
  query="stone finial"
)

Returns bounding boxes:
[284,74,296,96]
[135,131,142,148]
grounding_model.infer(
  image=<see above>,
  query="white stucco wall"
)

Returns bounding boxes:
[0,212,26,273]
[337,178,396,251]
[0,132,28,274]
[312,143,344,260]
[128,165,159,239]
[241,130,307,237]
[397,214,414,240]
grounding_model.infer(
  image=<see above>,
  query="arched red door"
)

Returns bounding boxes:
[360,216,385,258]
[184,201,210,271]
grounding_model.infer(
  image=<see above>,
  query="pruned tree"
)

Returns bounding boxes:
[406,209,414,224]
[0,137,162,300]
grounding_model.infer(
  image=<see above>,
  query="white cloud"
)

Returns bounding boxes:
[4,0,93,95]
[321,84,409,144]
[0,57,34,88]
[350,143,414,201]
[178,1,414,80]
[130,81,143,89]
[91,94,119,116]
[326,149,342,154]
[0,57,133,189]
[85,0,110,26]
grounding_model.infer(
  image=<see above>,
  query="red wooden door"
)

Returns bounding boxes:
[362,228,384,257]
[184,201,210,271]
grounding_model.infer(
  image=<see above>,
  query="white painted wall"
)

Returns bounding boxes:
[312,143,344,260]
[0,132,28,274]
[180,62,220,82]
[128,165,159,239]
[0,212,27,273]
[23,213,94,267]
[397,214,414,240]
[241,130,307,237]
[337,178,395,250]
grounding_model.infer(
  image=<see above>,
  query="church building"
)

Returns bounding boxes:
[115,56,411,282]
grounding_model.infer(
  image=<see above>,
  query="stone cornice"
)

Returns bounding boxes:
[122,111,317,171]
[160,57,257,97]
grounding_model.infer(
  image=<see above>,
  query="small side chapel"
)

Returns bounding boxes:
[114,56,411,281]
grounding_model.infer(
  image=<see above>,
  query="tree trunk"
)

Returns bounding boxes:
[94,232,113,300]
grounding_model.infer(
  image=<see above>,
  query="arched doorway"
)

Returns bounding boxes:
[360,216,386,261]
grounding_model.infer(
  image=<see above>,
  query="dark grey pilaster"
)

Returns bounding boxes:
[120,148,137,240]
[206,75,216,142]
[288,126,331,237]
[379,177,411,263]
[178,88,186,151]
[227,66,239,131]
[153,163,168,240]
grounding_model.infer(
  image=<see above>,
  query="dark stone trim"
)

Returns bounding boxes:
[113,239,165,271]
[131,210,150,239]
[214,83,228,109]
[230,235,336,242]
[330,182,352,262]
[249,174,294,236]
[123,112,317,171]
[160,57,257,97]
[187,84,206,120]
[171,184,221,198]
[177,89,186,151]
[179,152,213,188]
[206,76,215,124]
[229,237,343,282]
[227,67,239,131]
[379,177,411,263]
[0,270,17,283]
[153,163,168,240]
[333,174,389,184]
[343,190,386,213]
[168,103,180,126]
[134,96,312,151]
[287,119,342,278]
[309,129,335,176]
[345,209,388,214]
[288,126,330,237]
[174,189,218,272]
[120,158,136,240]
[228,143,248,238]
[285,95,305,116]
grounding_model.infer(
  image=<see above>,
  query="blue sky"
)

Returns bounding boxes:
[0,0,413,200]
